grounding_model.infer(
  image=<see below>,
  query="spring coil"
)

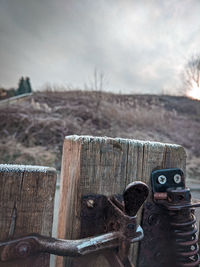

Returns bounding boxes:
[167,189,200,267]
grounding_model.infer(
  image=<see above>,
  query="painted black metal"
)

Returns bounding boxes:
[151,168,185,193]
[138,168,200,267]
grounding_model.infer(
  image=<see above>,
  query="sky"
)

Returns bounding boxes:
[0,0,200,94]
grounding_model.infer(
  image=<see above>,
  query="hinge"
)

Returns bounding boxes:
[138,168,200,267]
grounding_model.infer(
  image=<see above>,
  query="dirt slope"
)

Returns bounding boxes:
[0,90,199,181]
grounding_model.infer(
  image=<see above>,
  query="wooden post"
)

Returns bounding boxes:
[0,164,57,267]
[56,135,186,267]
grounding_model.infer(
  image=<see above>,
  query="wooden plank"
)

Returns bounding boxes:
[56,135,186,267]
[0,164,57,267]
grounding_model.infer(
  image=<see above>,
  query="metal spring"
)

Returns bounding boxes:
[169,208,200,267]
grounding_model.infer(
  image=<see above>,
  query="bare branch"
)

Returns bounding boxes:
[183,54,200,92]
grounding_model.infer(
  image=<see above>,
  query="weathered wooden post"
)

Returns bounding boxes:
[56,135,186,267]
[0,164,57,267]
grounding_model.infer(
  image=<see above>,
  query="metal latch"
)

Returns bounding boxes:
[0,181,149,266]
[138,168,200,267]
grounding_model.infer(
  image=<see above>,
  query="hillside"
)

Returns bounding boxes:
[0,90,200,181]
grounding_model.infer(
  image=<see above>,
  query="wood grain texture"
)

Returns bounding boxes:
[0,164,57,267]
[56,135,186,267]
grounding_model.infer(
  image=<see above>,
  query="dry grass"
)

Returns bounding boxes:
[0,138,57,167]
[0,90,199,180]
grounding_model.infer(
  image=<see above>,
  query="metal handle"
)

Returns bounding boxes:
[123,181,149,216]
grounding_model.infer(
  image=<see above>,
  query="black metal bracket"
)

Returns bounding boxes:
[151,168,185,193]
[0,181,149,266]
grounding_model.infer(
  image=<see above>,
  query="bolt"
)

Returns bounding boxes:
[174,174,182,184]
[86,199,95,208]
[157,175,167,184]
[16,242,31,257]
[191,245,196,251]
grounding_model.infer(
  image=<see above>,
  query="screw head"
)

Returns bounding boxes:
[174,174,182,184]
[157,175,167,184]
[86,199,95,208]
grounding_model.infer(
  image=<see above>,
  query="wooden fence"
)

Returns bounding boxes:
[0,135,188,266]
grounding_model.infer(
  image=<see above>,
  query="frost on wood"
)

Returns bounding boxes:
[65,135,184,150]
[0,164,54,173]
[0,163,57,267]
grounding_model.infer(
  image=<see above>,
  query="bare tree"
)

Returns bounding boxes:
[84,69,107,112]
[183,54,200,90]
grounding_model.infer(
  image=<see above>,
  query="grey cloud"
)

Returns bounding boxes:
[0,0,200,93]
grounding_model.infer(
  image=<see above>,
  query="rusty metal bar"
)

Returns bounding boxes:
[0,232,119,261]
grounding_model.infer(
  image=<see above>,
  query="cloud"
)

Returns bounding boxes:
[0,0,200,94]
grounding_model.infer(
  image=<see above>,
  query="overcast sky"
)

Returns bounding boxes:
[0,0,200,94]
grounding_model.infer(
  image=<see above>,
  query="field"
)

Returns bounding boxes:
[0,90,200,182]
